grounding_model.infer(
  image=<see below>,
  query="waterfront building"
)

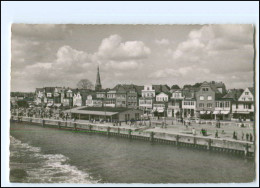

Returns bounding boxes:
[44,87,56,107]
[167,89,184,118]
[73,91,82,107]
[62,89,73,107]
[65,106,143,122]
[53,87,63,106]
[105,90,116,107]
[35,88,45,105]
[195,81,223,119]
[182,99,196,118]
[232,87,254,121]
[85,94,103,107]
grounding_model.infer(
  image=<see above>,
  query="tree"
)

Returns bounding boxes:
[171,84,180,90]
[77,79,94,90]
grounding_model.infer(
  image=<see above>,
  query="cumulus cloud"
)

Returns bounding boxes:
[169,24,254,75]
[11,24,254,91]
[97,34,151,61]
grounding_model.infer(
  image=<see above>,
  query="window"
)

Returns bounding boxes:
[202,88,209,92]
[245,92,249,95]
[216,102,219,107]
[207,96,212,100]
[248,104,252,109]
[199,103,204,107]
[225,102,229,108]
[207,103,212,108]
[200,96,204,100]
[236,103,238,109]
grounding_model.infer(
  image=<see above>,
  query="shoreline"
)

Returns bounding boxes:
[11,116,255,158]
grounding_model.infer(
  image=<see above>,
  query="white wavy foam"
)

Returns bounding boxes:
[10,136,97,183]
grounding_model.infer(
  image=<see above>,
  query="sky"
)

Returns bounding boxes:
[11,24,255,92]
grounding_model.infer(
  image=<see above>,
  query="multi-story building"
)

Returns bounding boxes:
[153,92,170,117]
[44,87,55,106]
[167,89,184,118]
[232,87,254,121]
[195,81,222,119]
[35,88,45,105]
[105,90,116,107]
[182,99,196,118]
[53,87,63,106]
[73,91,82,107]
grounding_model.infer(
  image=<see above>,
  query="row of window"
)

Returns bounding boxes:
[156,97,168,101]
[139,100,152,105]
[183,101,195,106]
[216,101,230,108]
[235,103,252,109]
[199,103,212,108]
[142,93,154,97]
[199,96,212,101]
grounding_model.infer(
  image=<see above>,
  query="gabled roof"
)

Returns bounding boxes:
[152,84,170,94]
[248,87,254,95]
[44,87,55,93]
[223,89,244,101]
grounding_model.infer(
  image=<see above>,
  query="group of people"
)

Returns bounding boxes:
[240,131,254,142]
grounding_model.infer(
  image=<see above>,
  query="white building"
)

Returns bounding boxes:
[182,99,196,118]
[73,92,82,107]
[232,87,254,121]
[156,92,169,102]
[142,85,155,98]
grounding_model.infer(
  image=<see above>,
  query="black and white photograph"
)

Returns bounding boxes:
[2,2,259,187]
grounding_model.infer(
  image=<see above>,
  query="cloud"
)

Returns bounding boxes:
[97,34,151,61]
[169,24,254,74]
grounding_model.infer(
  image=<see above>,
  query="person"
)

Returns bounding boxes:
[215,130,218,138]
[233,131,236,139]
[246,133,249,141]
[192,128,196,136]
[241,131,244,140]
[250,133,253,142]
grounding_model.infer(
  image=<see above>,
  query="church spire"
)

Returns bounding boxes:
[95,65,102,91]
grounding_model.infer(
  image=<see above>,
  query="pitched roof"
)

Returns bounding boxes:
[248,87,254,95]
[223,89,244,100]
[44,87,55,93]
[152,85,170,94]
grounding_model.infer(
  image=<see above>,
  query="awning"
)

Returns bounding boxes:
[158,109,164,113]
[200,111,206,114]
[213,110,220,115]
[54,104,61,107]
[234,111,250,114]
[207,111,211,114]
[221,111,229,115]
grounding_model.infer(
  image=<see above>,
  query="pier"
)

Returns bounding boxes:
[11,116,255,157]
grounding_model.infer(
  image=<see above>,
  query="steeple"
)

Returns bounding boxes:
[95,65,102,91]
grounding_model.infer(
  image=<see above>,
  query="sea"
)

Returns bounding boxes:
[9,121,255,184]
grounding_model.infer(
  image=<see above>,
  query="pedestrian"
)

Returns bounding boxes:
[233,131,236,139]
[192,128,196,136]
[215,130,218,138]
[242,131,244,140]
[250,133,253,142]
[246,133,249,141]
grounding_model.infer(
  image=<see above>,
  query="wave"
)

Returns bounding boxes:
[10,136,98,183]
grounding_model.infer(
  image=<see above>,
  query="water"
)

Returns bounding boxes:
[10,122,255,183]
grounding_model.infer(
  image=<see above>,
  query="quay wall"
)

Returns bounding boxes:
[11,116,255,157]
